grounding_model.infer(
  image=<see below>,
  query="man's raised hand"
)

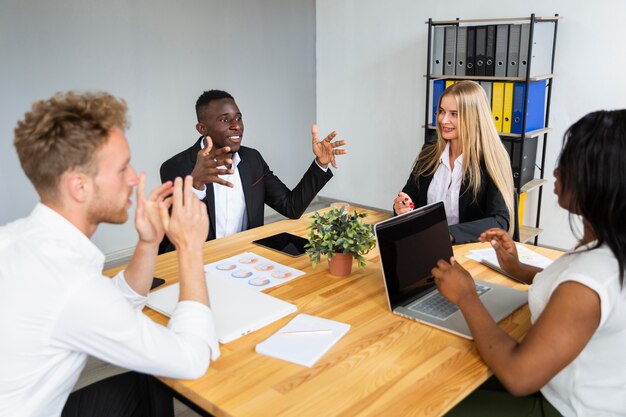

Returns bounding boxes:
[190,135,235,189]
[311,124,347,169]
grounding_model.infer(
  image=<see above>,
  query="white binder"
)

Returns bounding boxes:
[431,26,445,76]
[529,23,555,77]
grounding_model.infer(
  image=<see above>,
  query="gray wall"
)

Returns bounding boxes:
[0,0,316,256]
[316,0,626,250]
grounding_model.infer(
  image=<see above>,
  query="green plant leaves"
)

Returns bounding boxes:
[305,207,376,269]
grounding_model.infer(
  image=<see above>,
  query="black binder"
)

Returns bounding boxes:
[485,25,496,76]
[475,26,487,76]
[503,137,538,189]
[465,26,476,76]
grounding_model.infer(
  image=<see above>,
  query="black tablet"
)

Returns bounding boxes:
[252,232,308,257]
[151,277,165,290]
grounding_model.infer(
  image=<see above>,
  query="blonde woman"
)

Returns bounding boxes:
[393,81,514,243]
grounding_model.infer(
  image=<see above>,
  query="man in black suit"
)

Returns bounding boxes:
[159,90,346,252]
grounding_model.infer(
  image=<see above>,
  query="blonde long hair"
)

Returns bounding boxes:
[415,81,515,234]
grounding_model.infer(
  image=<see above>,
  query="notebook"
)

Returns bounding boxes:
[374,201,527,339]
[255,314,350,367]
[147,272,297,343]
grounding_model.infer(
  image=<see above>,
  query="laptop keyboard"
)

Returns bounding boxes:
[408,284,491,321]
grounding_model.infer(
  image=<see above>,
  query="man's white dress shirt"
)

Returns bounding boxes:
[191,147,328,238]
[0,204,220,417]
[191,148,248,238]
[212,152,247,238]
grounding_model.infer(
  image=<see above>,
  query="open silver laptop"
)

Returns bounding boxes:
[375,201,527,339]
[147,272,297,343]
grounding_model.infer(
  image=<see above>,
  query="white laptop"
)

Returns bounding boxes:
[147,272,297,343]
[374,201,527,339]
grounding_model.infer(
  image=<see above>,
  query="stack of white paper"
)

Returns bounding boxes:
[466,244,553,282]
[255,314,350,368]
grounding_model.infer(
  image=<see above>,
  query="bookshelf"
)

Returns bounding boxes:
[424,14,561,244]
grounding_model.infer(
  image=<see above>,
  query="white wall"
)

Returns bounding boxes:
[0,0,316,256]
[316,0,626,250]
[3,0,625,255]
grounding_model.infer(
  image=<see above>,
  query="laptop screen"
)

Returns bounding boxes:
[375,202,453,309]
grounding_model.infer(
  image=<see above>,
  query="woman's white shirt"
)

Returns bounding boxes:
[427,142,463,225]
[529,242,626,417]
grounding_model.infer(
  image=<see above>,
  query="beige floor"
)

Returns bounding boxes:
[77,197,336,416]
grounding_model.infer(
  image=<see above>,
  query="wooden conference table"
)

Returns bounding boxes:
[104,207,562,417]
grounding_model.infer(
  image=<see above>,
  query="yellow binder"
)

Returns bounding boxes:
[502,82,514,133]
[518,191,527,228]
[445,80,457,89]
[492,82,504,132]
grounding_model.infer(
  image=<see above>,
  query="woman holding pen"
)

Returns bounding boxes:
[393,80,514,244]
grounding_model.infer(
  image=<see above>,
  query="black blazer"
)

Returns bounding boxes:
[399,146,510,244]
[159,137,333,251]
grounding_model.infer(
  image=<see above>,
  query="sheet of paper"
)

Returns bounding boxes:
[255,314,350,367]
[147,273,297,344]
[466,244,553,269]
[204,251,306,291]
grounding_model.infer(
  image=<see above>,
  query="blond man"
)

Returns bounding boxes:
[0,92,219,417]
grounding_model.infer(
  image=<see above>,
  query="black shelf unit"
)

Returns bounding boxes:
[424,14,560,244]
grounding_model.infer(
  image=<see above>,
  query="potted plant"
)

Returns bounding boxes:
[305,207,376,276]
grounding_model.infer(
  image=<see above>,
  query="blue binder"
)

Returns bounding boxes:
[512,80,546,134]
[432,79,446,126]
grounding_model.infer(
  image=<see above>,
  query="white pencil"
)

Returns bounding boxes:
[280,329,333,336]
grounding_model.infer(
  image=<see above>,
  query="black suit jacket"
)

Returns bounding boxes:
[399,146,510,244]
[159,137,333,251]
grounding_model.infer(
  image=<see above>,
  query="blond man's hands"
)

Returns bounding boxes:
[135,172,174,245]
[160,175,209,250]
